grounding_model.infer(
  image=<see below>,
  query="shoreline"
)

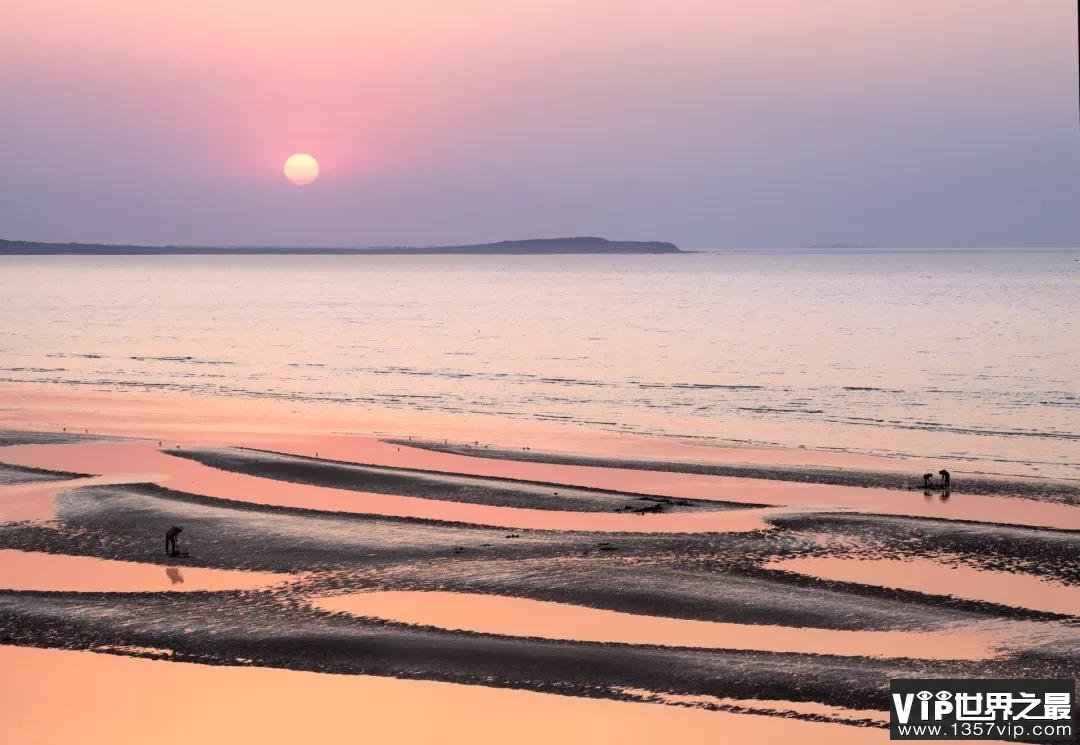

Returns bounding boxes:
[0,381,1063,478]
[0,385,1077,739]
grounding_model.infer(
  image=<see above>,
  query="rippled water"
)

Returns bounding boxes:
[1,251,1077,475]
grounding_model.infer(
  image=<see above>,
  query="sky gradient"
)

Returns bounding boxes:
[2,0,1078,248]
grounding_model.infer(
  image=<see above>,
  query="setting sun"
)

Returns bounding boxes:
[283,153,319,186]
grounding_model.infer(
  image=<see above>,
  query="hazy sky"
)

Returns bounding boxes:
[2,0,1078,248]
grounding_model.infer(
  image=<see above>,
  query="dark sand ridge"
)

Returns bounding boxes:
[0,591,947,719]
[168,446,753,513]
[312,590,1015,659]
[389,439,1080,505]
[0,475,165,524]
[0,481,1072,629]
[0,461,86,485]
[4,483,601,567]
[0,440,779,533]
[0,429,120,447]
[1,477,1078,722]
[142,440,1080,531]
[1,589,1076,721]
[768,512,1080,585]
[8,435,1080,530]
[767,556,1080,617]
[3,450,1076,604]
[348,554,1076,629]
[0,430,111,486]
[154,444,1080,584]
[0,430,1073,733]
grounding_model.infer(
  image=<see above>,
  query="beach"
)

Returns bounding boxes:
[0,252,1077,743]
[0,381,1077,744]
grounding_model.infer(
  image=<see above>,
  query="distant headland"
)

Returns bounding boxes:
[0,236,681,255]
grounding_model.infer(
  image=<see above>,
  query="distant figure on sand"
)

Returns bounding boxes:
[922,473,934,489]
[938,469,951,488]
[165,525,183,556]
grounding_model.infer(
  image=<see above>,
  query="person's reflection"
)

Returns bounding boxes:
[939,488,951,503]
[166,567,184,585]
[923,488,934,501]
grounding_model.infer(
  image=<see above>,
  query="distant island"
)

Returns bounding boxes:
[0,236,681,255]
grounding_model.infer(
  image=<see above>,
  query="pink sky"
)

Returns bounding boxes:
[1,0,1078,247]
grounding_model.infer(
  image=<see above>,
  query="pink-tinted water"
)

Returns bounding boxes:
[0,474,166,523]
[314,590,1009,660]
[768,556,1080,616]
[0,645,904,745]
[5,437,1080,532]
[0,549,289,592]
[0,441,775,533]
[272,436,1080,531]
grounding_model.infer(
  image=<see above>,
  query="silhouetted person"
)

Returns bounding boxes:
[165,525,183,555]
[938,469,951,488]
[922,473,934,489]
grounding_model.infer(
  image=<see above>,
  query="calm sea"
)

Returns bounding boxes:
[1,250,1077,477]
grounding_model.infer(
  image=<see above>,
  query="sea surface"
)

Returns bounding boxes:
[1,250,1077,477]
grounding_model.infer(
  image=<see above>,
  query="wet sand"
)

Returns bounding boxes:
[172,445,748,513]
[0,408,1077,742]
[0,441,779,533]
[392,438,1080,504]
[9,435,1072,533]
[0,473,170,523]
[259,437,1080,531]
[0,461,85,486]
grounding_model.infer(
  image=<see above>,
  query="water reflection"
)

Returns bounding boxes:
[922,487,950,502]
[0,549,286,592]
[0,441,777,534]
[2,252,1076,478]
[768,556,1080,616]
[0,645,886,745]
[314,590,1007,660]
[7,438,1080,532]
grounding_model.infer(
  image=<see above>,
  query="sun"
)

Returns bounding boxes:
[283,153,319,186]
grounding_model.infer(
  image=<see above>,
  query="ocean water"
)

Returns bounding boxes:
[1,250,1077,477]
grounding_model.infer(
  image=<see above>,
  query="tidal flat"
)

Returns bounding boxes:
[0,407,1077,743]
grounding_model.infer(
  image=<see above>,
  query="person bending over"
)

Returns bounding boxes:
[165,525,183,556]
